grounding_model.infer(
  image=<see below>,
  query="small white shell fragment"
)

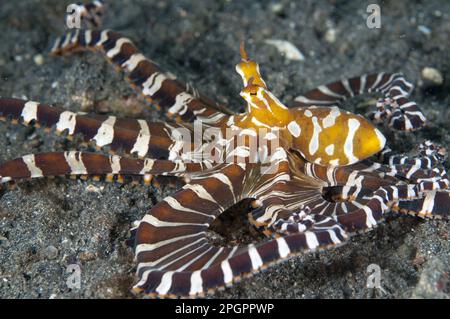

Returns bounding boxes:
[33,54,44,66]
[264,39,305,61]
[86,184,104,193]
[417,25,431,36]
[421,67,443,85]
[324,28,337,43]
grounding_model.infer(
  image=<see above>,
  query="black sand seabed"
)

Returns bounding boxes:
[0,0,448,299]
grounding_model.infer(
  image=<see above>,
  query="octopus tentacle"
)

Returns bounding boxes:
[378,140,446,169]
[0,97,195,159]
[251,155,448,236]
[393,190,449,219]
[135,226,349,298]
[133,163,246,297]
[0,151,204,186]
[50,29,231,123]
[133,163,351,297]
[293,73,426,131]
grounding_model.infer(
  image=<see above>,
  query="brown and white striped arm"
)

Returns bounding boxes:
[252,156,448,236]
[0,97,196,160]
[378,140,446,170]
[249,162,389,234]
[292,73,426,131]
[133,163,246,297]
[132,163,352,297]
[0,152,205,186]
[50,29,230,123]
[393,190,449,219]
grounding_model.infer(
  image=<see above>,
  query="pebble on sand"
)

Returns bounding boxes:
[33,54,44,66]
[43,245,59,260]
[324,28,337,43]
[421,67,444,85]
[264,39,305,61]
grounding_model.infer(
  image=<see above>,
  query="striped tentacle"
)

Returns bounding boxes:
[315,161,448,198]
[293,73,426,131]
[50,29,230,123]
[373,142,450,219]
[335,183,448,227]
[267,207,350,240]
[393,190,449,219]
[243,157,308,230]
[330,172,447,231]
[253,182,427,236]
[133,163,351,297]
[0,151,204,186]
[374,141,448,191]
[66,0,106,29]
[301,160,448,211]
[248,179,323,233]
[343,161,449,220]
[133,163,247,297]
[374,163,448,184]
[378,140,446,170]
[256,157,443,235]
[250,161,392,234]
[0,97,196,160]
[249,182,352,237]
[135,220,350,298]
[355,160,449,196]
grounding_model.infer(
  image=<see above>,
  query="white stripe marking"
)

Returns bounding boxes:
[155,271,174,295]
[93,116,116,147]
[21,101,39,123]
[168,92,194,115]
[210,173,235,202]
[122,53,146,72]
[142,72,168,97]
[135,232,205,255]
[419,191,436,217]
[248,244,263,270]
[183,184,217,204]
[22,154,43,177]
[109,155,121,174]
[130,120,150,157]
[221,260,233,284]
[189,270,203,295]
[96,30,109,47]
[139,158,155,177]
[363,206,377,227]
[305,232,320,250]
[56,111,77,135]
[106,38,132,58]
[64,152,87,174]
[325,144,334,156]
[309,116,323,156]
[318,85,344,99]
[322,107,341,129]
[276,237,290,258]
[343,118,361,164]
[85,30,92,45]
[327,229,341,244]
[141,214,207,227]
